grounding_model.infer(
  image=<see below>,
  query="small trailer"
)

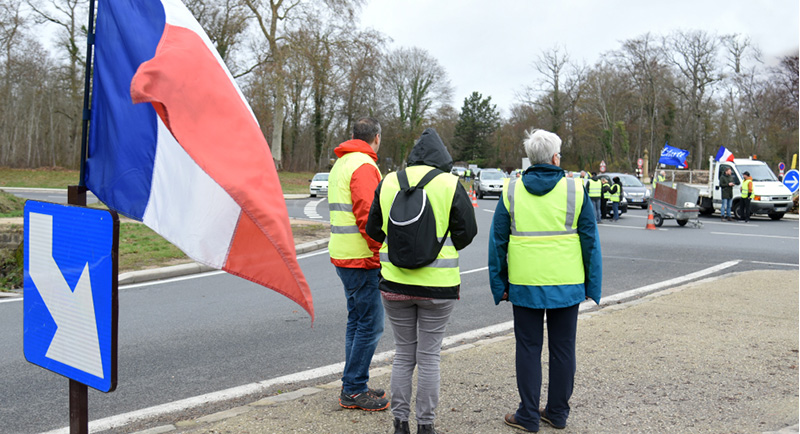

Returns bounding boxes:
[650,183,703,228]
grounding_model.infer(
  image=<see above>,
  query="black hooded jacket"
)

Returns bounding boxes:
[365,128,478,298]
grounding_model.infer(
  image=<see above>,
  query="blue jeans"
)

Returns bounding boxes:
[721,198,732,218]
[611,202,619,221]
[336,267,384,395]
[512,303,579,432]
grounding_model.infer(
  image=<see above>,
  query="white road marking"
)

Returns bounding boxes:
[750,260,799,267]
[600,224,668,231]
[711,232,797,240]
[303,199,325,219]
[40,261,742,433]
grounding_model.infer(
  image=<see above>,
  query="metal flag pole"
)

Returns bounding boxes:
[71,0,97,207]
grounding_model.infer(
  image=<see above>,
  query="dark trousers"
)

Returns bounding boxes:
[740,198,751,222]
[512,303,579,432]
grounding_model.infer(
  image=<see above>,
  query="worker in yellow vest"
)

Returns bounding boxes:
[366,128,477,434]
[585,173,603,223]
[328,117,388,411]
[652,170,666,189]
[488,129,602,432]
[739,171,753,223]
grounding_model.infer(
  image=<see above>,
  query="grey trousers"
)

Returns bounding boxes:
[382,297,456,424]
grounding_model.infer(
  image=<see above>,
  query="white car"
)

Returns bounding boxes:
[309,172,329,197]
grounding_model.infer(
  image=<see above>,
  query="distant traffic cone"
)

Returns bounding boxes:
[471,189,478,208]
[645,204,657,230]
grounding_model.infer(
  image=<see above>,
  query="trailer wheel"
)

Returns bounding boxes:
[653,214,664,227]
[677,219,688,227]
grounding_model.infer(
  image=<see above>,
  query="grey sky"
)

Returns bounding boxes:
[362,0,800,116]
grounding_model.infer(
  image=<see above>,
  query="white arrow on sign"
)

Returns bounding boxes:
[28,212,104,378]
[786,176,799,191]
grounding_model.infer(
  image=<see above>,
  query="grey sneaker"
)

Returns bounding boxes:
[339,390,389,411]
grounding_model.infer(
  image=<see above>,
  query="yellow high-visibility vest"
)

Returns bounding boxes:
[377,166,461,287]
[328,152,380,260]
[502,177,585,286]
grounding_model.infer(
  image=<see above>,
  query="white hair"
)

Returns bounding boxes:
[523,129,562,165]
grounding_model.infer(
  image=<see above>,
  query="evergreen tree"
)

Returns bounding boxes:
[453,92,500,163]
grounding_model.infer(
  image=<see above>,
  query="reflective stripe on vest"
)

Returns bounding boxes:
[378,166,461,287]
[502,177,585,286]
[741,179,753,199]
[587,179,602,198]
[328,152,380,260]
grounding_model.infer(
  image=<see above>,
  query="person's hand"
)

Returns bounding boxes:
[501,291,509,301]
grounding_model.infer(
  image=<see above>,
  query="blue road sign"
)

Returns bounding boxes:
[783,170,800,194]
[24,201,118,392]
[778,162,786,172]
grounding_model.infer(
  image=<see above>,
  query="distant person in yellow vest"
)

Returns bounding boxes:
[740,171,754,223]
[489,128,602,432]
[328,117,388,411]
[652,170,666,189]
[585,172,603,224]
[366,128,477,434]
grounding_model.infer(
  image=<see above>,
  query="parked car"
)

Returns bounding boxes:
[309,172,329,197]
[597,174,629,218]
[474,169,505,199]
[603,172,650,209]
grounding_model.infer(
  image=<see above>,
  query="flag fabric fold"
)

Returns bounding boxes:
[658,142,690,168]
[715,146,735,162]
[86,0,313,319]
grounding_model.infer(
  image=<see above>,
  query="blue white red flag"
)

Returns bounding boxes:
[658,142,690,168]
[715,146,735,162]
[85,0,313,319]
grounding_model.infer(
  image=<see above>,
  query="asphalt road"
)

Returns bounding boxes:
[0,197,797,433]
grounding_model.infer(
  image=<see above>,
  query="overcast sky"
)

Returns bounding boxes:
[361,0,800,117]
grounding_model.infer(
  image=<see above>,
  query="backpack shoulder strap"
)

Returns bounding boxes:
[397,170,411,191]
[415,168,444,190]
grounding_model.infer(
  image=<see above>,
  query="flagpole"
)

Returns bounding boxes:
[78,0,97,188]
[69,2,96,430]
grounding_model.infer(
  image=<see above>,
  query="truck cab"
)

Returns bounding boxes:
[699,157,793,220]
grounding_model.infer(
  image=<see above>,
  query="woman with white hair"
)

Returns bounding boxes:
[488,129,602,432]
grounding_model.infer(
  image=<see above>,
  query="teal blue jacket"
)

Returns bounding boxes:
[488,165,602,308]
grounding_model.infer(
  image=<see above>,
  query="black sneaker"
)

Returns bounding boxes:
[339,390,389,411]
[340,386,386,399]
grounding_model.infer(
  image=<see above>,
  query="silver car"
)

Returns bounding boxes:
[604,172,650,209]
[474,169,505,199]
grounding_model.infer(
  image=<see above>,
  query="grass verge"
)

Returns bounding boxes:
[0,167,316,196]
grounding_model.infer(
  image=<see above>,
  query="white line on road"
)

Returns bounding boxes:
[599,224,668,231]
[750,260,799,267]
[303,199,325,219]
[41,260,742,434]
[711,231,797,239]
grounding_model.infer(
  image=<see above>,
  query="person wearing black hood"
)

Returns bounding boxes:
[489,129,601,432]
[366,128,477,434]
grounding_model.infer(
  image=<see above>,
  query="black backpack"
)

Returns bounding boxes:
[387,168,449,269]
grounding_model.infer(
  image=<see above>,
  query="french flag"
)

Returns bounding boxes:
[85,0,313,319]
[715,146,735,162]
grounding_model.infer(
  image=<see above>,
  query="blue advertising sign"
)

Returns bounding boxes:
[24,201,118,392]
[783,169,799,193]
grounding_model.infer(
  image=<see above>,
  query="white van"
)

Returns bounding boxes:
[696,157,792,220]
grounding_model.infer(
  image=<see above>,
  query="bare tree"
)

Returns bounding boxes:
[666,30,721,169]
[381,46,454,164]
[185,0,250,70]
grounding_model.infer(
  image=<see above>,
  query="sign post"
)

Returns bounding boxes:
[24,199,118,434]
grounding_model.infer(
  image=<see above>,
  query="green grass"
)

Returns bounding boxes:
[0,167,316,195]
[278,171,317,194]
[118,223,190,271]
[0,167,80,188]
[0,190,25,217]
